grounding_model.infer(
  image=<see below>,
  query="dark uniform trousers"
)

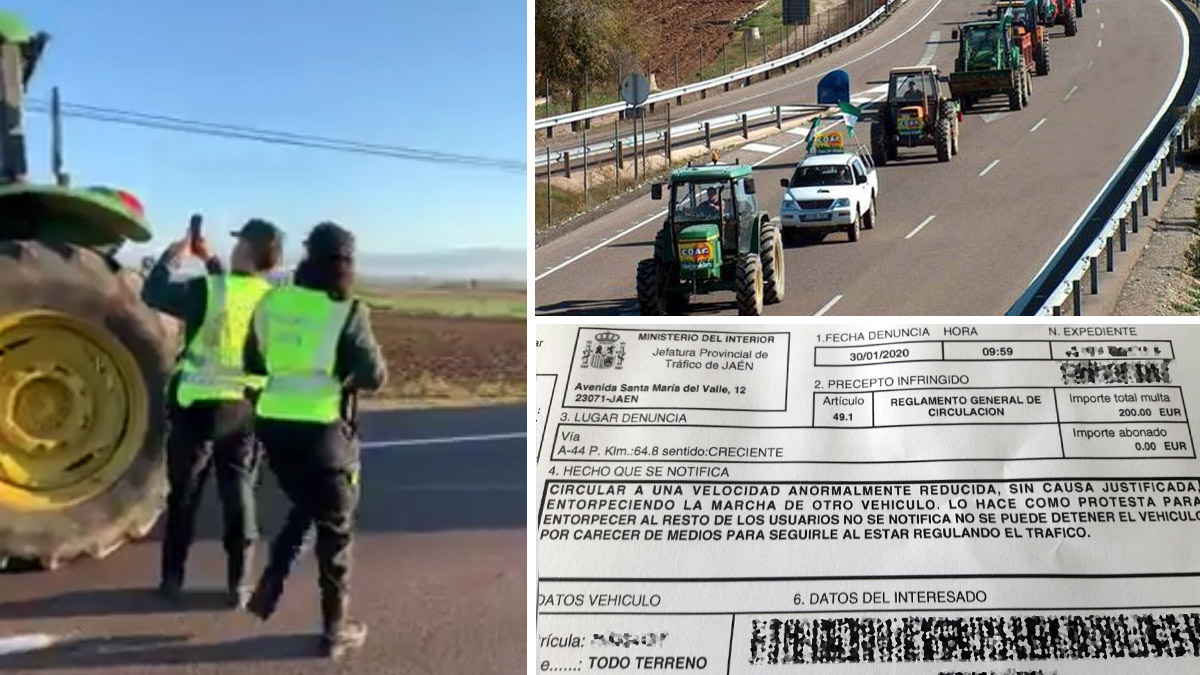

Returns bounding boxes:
[161,396,261,585]
[256,418,360,628]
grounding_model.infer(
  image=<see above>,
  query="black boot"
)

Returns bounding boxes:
[319,593,367,659]
[245,572,284,621]
[226,546,253,610]
[157,573,184,604]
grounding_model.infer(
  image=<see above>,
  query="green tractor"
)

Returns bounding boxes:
[638,157,784,316]
[949,17,1035,113]
[0,12,175,571]
[991,1,1051,76]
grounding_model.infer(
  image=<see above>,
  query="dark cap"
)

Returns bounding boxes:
[230,218,283,246]
[305,221,355,258]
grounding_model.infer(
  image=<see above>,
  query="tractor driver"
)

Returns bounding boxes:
[695,187,723,218]
[142,218,283,609]
[903,79,923,101]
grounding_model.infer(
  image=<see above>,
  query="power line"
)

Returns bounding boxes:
[23,98,525,175]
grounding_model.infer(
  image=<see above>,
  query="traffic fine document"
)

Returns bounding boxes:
[534,323,1200,675]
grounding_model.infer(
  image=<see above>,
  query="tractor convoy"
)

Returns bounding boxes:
[637,0,1088,316]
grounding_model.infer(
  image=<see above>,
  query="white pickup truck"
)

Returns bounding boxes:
[777,146,878,244]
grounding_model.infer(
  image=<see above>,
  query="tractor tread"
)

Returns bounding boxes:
[735,253,764,316]
[0,240,172,574]
[760,221,785,304]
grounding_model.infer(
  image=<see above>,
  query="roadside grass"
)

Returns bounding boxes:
[358,287,526,319]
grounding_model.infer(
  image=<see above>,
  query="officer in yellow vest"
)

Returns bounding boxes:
[141,218,283,608]
[241,222,386,660]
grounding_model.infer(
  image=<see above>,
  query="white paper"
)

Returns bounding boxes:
[534,323,1200,674]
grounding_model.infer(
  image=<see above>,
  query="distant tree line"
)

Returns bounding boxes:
[535,0,650,112]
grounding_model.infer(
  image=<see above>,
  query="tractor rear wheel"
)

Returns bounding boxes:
[1035,39,1050,76]
[0,240,172,572]
[870,122,889,166]
[760,222,785,304]
[735,253,764,316]
[1065,7,1078,36]
[1009,78,1024,111]
[935,118,952,162]
[940,100,961,156]
[636,258,668,315]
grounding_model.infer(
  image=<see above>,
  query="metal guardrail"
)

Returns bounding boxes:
[533,1,895,132]
[534,104,825,169]
[1007,0,1200,315]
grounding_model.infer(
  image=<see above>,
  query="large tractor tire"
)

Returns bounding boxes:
[735,253,764,316]
[1009,75,1025,111]
[1065,7,1078,36]
[939,101,961,156]
[935,118,953,162]
[0,240,173,572]
[1035,39,1050,76]
[870,121,889,167]
[636,258,667,315]
[760,221,785,305]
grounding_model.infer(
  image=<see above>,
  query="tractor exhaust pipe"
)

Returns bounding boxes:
[51,86,68,187]
[0,41,28,183]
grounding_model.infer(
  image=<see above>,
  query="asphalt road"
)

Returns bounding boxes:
[535,0,1187,316]
[0,404,525,675]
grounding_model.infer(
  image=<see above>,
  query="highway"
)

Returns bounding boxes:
[0,404,525,674]
[535,0,1189,316]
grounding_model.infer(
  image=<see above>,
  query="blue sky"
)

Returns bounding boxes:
[9,0,526,259]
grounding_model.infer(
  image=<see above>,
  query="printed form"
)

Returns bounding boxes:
[535,323,1200,675]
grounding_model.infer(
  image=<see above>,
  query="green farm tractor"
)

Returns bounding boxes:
[639,159,784,316]
[949,17,1035,113]
[0,11,175,571]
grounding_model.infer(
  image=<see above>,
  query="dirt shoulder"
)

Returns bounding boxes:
[1111,166,1200,315]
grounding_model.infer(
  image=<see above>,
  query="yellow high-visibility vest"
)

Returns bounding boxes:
[253,286,352,423]
[175,274,272,406]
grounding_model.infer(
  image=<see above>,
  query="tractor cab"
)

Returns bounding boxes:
[653,162,758,274]
[954,21,1012,73]
[886,66,944,139]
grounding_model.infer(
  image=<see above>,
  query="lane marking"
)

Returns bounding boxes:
[979,159,1000,177]
[1063,85,1078,101]
[1087,59,1094,69]
[363,431,526,449]
[1015,0,1188,313]
[673,0,948,119]
[904,215,937,240]
[535,93,888,282]
[1030,118,1047,132]
[0,633,75,656]
[1100,22,1105,29]
[981,112,1009,124]
[743,142,783,153]
[918,31,942,66]
[1097,39,1103,48]
[786,127,810,136]
[813,294,843,316]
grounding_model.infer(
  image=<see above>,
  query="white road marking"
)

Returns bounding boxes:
[1100,22,1105,29]
[813,294,843,316]
[979,160,1000,177]
[363,431,526,450]
[918,31,942,66]
[535,93,888,282]
[743,143,783,153]
[1030,118,1047,132]
[786,127,811,136]
[1063,85,1078,101]
[905,215,937,240]
[0,633,75,656]
[1087,59,1094,69]
[1097,39,1103,48]
[981,112,1009,124]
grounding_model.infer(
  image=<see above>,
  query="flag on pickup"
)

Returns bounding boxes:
[838,101,862,135]
[803,117,821,152]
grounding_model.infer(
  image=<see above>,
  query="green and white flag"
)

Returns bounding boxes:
[803,117,821,152]
[838,101,862,135]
